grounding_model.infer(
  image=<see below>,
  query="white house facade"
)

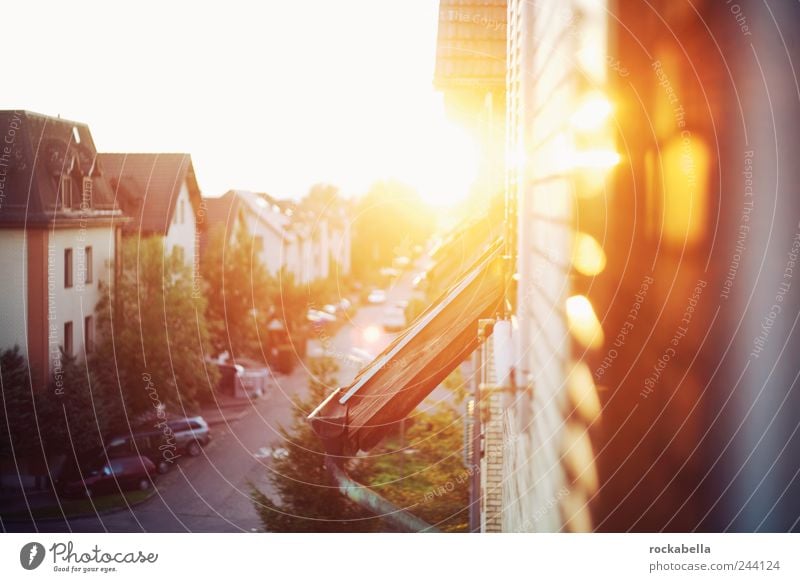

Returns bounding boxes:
[0,111,125,390]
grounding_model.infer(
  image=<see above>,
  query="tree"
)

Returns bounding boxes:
[202,218,275,361]
[0,347,38,461]
[351,181,435,283]
[302,183,341,213]
[361,404,470,532]
[93,237,216,417]
[37,350,122,464]
[251,357,380,532]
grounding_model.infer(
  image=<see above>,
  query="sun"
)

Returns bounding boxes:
[378,96,480,209]
[409,117,480,208]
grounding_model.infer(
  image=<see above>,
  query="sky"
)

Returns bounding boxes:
[3,0,478,204]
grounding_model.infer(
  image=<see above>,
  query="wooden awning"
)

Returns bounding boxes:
[309,239,507,455]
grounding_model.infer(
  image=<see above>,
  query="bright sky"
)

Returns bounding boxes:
[3,0,478,205]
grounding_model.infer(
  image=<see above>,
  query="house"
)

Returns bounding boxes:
[97,153,202,275]
[328,209,352,277]
[0,111,126,390]
[203,190,299,279]
[202,189,350,285]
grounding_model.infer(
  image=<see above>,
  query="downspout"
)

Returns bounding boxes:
[324,457,438,533]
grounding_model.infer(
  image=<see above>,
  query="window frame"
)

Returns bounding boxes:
[64,248,73,288]
[61,176,72,210]
[64,321,73,358]
[85,246,93,284]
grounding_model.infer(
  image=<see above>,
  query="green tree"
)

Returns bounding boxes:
[251,357,380,532]
[37,350,122,464]
[93,237,216,417]
[351,180,435,284]
[362,404,470,532]
[203,218,274,361]
[0,347,38,461]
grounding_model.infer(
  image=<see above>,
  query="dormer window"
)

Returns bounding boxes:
[60,175,73,209]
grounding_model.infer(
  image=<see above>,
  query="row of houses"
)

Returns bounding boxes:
[0,110,351,389]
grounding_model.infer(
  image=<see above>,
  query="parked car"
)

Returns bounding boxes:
[103,416,212,473]
[307,308,337,324]
[381,306,407,332]
[368,289,387,304]
[59,455,156,498]
[380,266,401,279]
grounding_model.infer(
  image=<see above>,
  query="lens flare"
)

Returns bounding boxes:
[363,325,382,344]
[572,232,607,276]
[566,295,604,349]
[571,93,613,132]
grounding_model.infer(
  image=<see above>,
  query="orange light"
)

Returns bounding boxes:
[567,362,602,423]
[566,295,604,349]
[572,233,607,276]
[363,325,382,344]
[570,149,620,170]
[571,92,613,132]
[562,421,599,494]
[660,135,711,245]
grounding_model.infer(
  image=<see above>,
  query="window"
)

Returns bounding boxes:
[84,315,94,354]
[64,321,73,358]
[60,176,72,209]
[180,200,185,224]
[64,248,73,288]
[253,235,264,252]
[85,246,93,284]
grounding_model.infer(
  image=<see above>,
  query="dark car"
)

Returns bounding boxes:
[60,455,155,498]
[103,416,212,473]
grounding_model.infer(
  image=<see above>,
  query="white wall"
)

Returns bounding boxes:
[0,230,28,355]
[49,226,116,363]
[241,211,284,276]
[330,222,352,276]
[165,182,197,274]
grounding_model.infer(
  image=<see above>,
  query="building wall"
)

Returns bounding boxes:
[300,235,313,284]
[502,0,604,532]
[317,220,330,280]
[0,229,29,355]
[165,182,197,272]
[284,236,302,283]
[240,211,284,276]
[330,224,351,276]
[48,226,116,367]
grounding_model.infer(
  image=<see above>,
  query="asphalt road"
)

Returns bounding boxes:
[5,363,307,533]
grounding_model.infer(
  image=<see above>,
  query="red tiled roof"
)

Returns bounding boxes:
[99,153,202,236]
